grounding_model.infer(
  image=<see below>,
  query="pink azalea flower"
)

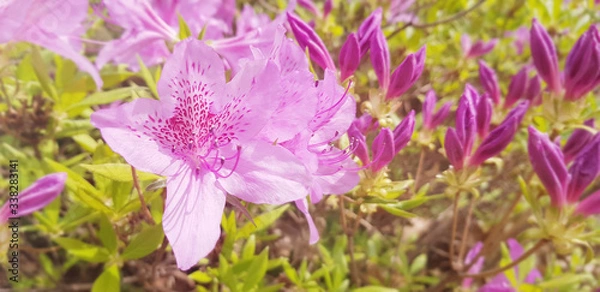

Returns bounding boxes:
[254,30,359,243]
[91,39,315,270]
[0,0,102,88]
[96,0,235,70]
[0,173,67,224]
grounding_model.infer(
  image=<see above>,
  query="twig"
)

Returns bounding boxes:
[449,192,461,269]
[461,239,548,279]
[413,147,427,193]
[387,0,486,39]
[132,166,156,225]
[457,196,477,268]
[339,196,359,285]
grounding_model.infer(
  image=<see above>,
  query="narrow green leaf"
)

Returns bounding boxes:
[54,238,110,263]
[178,14,192,40]
[352,286,397,292]
[122,224,164,260]
[92,265,120,292]
[242,248,269,291]
[98,215,118,254]
[236,205,289,239]
[80,163,161,182]
[137,56,158,98]
[66,87,141,111]
[378,204,417,218]
[189,271,212,284]
[31,46,58,100]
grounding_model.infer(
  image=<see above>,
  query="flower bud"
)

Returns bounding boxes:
[386,46,426,100]
[528,126,570,207]
[563,119,595,163]
[0,173,67,223]
[564,25,600,101]
[478,60,501,104]
[357,8,382,56]
[462,34,498,59]
[423,90,452,130]
[476,93,493,138]
[566,135,600,203]
[339,33,361,81]
[324,0,332,17]
[347,124,370,165]
[371,127,395,172]
[287,12,336,70]
[445,127,465,170]
[505,67,529,109]
[575,189,600,216]
[370,28,391,90]
[524,75,542,106]
[297,0,320,16]
[530,19,562,94]
[456,90,477,155]
[393,110,415,152]
[469,101,528,166]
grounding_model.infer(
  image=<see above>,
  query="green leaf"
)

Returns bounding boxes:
[178,14,192,40]
[137,56,158,98]
[410,254,427,274]
[66,87,141,111]
[92,265,120,292]
[537,273,593,288]
[98,215,118,254]
[44,158,112,214]
[31,46,58,100]
[189,271,212,284]
[242,235,257,260]
[236,205,289,239]
[122,224,164,260]
[80,163,161,182]
[378,204,417,218]
[242,248,269,291]
[72,134,98,153]
[54,238,110,263]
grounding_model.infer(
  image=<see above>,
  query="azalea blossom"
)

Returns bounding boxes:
[92,39,315,270]
[0,0,102,88]
[96,0,235,70]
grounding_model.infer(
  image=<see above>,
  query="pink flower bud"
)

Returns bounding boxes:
[478,60,501,104]
[445,127,465,170]
[370,28,391,90]
[530,19,562,94]
[524,75,542,106]
[528,126,570,207]
[423,90,451,130]
[386,46,426,100]
[470,101,528,166]
[576,189,600,216]
[324,0,332,17]
[357,8,383,56]
[504,67,529,109]
[566,135,600,203]
[563,119,595,163]
[371,127,395,172]
[0,173,67,224]
[476,93,493,138]
[456,89,477,155]
[339,33,361,81]
[393,110,415,152]
[564,25,600,101]
[462,34,498,59]
[287,12,336,70]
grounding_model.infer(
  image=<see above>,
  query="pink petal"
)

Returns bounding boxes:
[218,141,311,205]
[163,167,226,270]
[96,30,170,71]
[576,189,600,216]
[158,39,226,113]
[90,98,183,176]
[295,198,319,244]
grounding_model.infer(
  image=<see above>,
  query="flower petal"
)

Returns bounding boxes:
[91,98,183,176]
[163,167,226,270]
[218,141,310,205]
